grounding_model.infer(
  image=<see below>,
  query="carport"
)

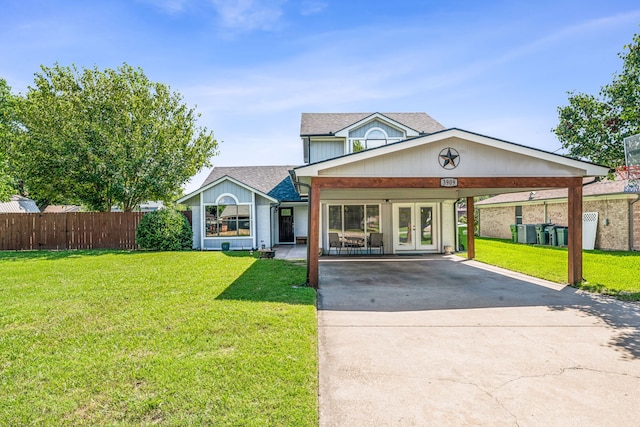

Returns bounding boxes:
[317,257,640,425]
[292,129,610,288]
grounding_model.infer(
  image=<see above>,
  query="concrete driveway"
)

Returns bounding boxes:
[317,255,640,426]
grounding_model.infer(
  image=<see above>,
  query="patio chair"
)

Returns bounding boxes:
[368,232,384,255]
[328,232,342,255]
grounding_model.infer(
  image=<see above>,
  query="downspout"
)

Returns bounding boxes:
[630,194,640,251]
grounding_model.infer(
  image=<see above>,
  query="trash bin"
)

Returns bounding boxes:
[458,224,467,251]
[556,227,568,246]
[535,224,549,245]
[517,224,537,244]
[546,225,557,246]
[510,224,518,243]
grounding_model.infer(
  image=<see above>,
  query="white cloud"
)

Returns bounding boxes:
[210,0,287,31]
[300,0,327,16]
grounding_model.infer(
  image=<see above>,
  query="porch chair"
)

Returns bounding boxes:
[368,232,384,255]
[328,232,342,255]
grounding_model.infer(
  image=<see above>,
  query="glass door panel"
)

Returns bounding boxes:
[420,206,432,246]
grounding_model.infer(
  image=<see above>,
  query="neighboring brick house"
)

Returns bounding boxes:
[476,178,640,251]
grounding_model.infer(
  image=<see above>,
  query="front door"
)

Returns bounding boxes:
[393,203,438,252]
[278,207,294,243]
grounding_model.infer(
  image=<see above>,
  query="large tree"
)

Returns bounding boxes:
[12,63,218,211]
[553,33,640,168]
[0,78,17,201]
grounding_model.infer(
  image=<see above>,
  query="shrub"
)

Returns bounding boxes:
[136,208,193,251]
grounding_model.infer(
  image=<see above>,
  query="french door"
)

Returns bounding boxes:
[393,203,438,252]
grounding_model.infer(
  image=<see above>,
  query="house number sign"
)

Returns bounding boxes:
[440,178,458,187]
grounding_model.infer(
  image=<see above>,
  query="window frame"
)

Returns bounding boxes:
[515,205,523,225]
[203,193,253,239]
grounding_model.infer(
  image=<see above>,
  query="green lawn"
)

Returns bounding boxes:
[0,250,317,426]
[468,238,640,300]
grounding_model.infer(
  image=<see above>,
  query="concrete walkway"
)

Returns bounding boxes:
[317,256,640,426]
[273,244,308,260]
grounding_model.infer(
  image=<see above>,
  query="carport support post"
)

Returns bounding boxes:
[309,181,320,289]
[466,196,475,259]
[568,183,583,285]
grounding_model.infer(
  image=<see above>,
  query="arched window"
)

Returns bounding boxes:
[205,193,251,237]
[365,128,387,149]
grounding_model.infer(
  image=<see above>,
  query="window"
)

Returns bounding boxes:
[515,205,523,225]
[205,194,251,237]
[349,127,403,153]
[328,204,380,241]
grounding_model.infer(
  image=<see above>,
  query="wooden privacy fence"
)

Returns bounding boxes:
[0,212,146,250]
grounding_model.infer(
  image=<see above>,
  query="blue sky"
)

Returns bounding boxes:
[2,0,640,192]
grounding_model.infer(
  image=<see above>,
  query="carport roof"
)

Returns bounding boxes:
[294,128,610,179]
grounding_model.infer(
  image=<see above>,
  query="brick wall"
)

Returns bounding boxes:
[479,198,634,251]
[585,199,629,251]
[633,200,640,250]
[522,204,545,224]
[478,206,513,239]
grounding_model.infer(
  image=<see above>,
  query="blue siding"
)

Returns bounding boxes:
[202,180,252,204]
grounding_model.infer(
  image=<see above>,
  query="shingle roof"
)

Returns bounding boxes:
[199,165,302,202]
[0,195,40,213]
[476,179,634,205]
[300,112,445,136]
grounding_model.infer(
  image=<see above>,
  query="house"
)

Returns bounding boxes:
[0,195,40,213]
[180,112,609,286]
[178,165,307,250]
[476,178,640,251]
[44,205,82,213]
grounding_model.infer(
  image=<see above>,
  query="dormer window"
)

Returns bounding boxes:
[365,128,387,149]
[349,127,402,153]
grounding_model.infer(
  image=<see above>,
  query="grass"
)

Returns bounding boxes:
[0,250,317,426]
[467,238,640,300]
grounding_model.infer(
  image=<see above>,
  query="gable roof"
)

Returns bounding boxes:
[476,178,637,205]
[180,165,303,203]
[294,128,610,178]
[0,195,40,213]
[300,112,445,136]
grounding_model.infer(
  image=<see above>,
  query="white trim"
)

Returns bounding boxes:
[295,128,610,178]
[392,202,439,252]
[177,175,279,204]
[333,113,421,138]
[216,193,239,204]
[203,199,254,240]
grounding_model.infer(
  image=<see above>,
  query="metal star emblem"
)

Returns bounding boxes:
[439,147,460,169]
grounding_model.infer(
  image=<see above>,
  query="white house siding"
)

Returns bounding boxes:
[318,138,583,178]
[294,205,308,240]
[310,139,345,163]
[256,197,272,248]
[202,180,253,204]
[349,119,404,138]
[202,238,254,250]
[441,200,456,251]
